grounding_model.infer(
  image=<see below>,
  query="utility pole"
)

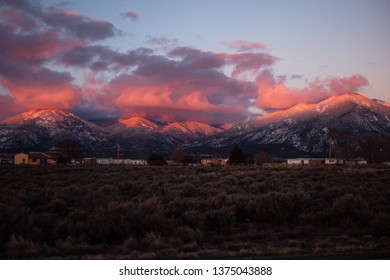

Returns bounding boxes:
[117,143,120,159]
[280,147,284,159]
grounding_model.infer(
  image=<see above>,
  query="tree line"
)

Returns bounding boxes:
[53,130,390,166]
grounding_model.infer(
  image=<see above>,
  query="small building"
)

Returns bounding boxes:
[130,159,147,165]
[287,158,310,165]
[348,158,368,165]
[201,158,229,166]
[112,159,129,164]
[27,152,52,165]
[83,157,97,165]
[287,158,325,166]
[96,158,113,165]
[14,152,54,165]
[14,153,29,165]
[325,158,342,165]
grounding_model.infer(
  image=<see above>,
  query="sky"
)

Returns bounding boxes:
[0,0,389,124]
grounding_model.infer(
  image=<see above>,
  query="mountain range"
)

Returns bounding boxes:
[188,93,390,157]
[1,93,389,158]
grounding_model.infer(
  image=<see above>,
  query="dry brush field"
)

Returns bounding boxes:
[0,165,390,259]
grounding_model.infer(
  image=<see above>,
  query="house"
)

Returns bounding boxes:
[348,158,368,165]
[287,158,325,166]
[287,158,310,165]
[95,158,147,165]
[83,157,97,165]
[14,152,54,165]
[14,153,29,165]
[325,158,344,165]
[112,159,129,165]
[96,158,113,165]
[130,159,147,165]
[201,158,229,166]
[27,152,53,165]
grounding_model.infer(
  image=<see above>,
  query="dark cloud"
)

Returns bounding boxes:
[43,10,117,41]
[290,74,303,79]
[1,0,118,42]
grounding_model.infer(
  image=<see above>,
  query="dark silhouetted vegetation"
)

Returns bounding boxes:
[56,139,84,164]
[229,145,246,165]
[147,154,167,166]
[0,165,389,259]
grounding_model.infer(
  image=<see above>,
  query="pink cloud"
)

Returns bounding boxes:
[223,40,267,52]
[109,68,252,124]
[256,70,369,110]
[0,80,81,116]
[0,0,375,125]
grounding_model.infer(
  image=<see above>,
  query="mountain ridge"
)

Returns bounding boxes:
[188,93,390,156]
[1,93,389,157]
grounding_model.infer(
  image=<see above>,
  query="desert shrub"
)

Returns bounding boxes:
[174,226,202,243]
[47,199,69,216]
[5,235,41,259]
[299,211,331,227]
[370,213,390,236]
[233,195,257,222]
[254,192,296,225]
[1,164,389,259]
[331,194,371,228]
[28,213,59,246]
[182,209,203,228]
[204,205,236,232]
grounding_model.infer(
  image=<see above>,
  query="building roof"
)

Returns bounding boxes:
[27,152,52,160]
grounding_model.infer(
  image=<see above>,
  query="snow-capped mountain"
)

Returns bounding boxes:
[188,93,390,156]
[0,109,113,154]
[0,109,225,156]
[162,121,223,138]
[1,93,389,157]
[106,117,223,138]
[105,117,225,156]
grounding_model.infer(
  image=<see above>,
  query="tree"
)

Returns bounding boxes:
[229,145,246,165]
[328,129,357,161]
[172,147,185,165]
[172,147,196,165]
[255,149,273,165]
[358,132,380,163]
[147,154,167,166]
[56,139,83,164]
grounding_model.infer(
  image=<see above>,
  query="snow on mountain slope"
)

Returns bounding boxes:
[0,109,112,152]
[1,93,388,156]
[163,121,223,137]
[190,93,390,155]
[119,116,160,130]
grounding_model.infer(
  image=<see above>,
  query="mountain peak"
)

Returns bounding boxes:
[258,93,388,123]
[119,116,159,130]
[321,92,373,106]
[3,109,75,124]
[163,120,222,136]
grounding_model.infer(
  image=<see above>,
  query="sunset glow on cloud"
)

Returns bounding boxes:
[0,0,387,123]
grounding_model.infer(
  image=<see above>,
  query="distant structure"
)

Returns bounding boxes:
[200,158,229,166]
[95,158,147,165]
[14,152,57,165]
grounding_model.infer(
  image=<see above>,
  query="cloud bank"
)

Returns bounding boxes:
[0,0,370,123]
